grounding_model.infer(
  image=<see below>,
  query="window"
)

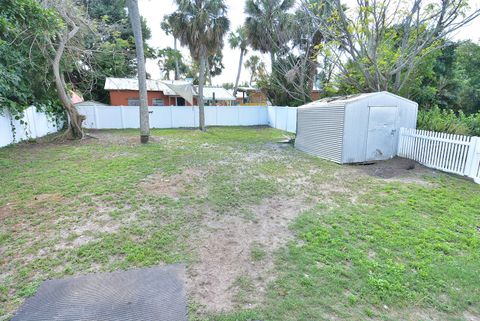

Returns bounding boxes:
[152,98,164,106]
[127,98,139,106]
[176,97,185,106]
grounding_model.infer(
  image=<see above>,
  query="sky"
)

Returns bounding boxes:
[138,0,480,86]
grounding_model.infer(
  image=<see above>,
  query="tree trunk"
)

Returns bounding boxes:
[174,37,180,80]
[205,59,212,86]
[233,49,244,97]
[198,52,207,131]
[52,27,84,140]
[127,0,150,143]
[270,51,275,73]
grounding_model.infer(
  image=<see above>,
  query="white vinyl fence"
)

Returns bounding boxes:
[398,128,480,183]
[0,106,62,148]
[75,105,298,133]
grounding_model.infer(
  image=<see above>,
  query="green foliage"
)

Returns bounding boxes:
[257,56,308,106]
[417,107,480,136]
[333,40,480,116]
[157,47,188,80]
[453,41,480,114]
[166,0,230,61]
[221,82,234,90]
[0,0,60,114]
[244,55,266,86]
[74,0,153,103]
[259,179,480,320]
[244,0,295,58]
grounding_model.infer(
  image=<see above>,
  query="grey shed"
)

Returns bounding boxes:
[295,91,418,164]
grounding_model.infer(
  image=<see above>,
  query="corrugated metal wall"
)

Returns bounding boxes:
[295,105,345,163]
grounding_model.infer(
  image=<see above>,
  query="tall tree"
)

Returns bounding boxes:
[127,0,149,143]
[309,0,480,94]
[157,47,187,80]
[454,41,480,114]
[77,0,153,103]
[40,0,93,139]
[167,0,230,131]
[161,18,181,80]
[228,26,248,96]
[207,49,225,85]
[244,55,265,86]
[244,0,294,70]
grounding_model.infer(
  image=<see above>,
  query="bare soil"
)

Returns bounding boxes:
[353,157,437,184]
[0,204,14,220]
[139,168,207,199]
[186,196,311,313]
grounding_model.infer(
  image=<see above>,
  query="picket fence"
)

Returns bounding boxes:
[0,106,62,148]
[398,127,480,183]
[75,105,298,133]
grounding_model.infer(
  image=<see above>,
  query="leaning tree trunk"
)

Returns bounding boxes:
[198,51,207,131]
[127,0,150,143]
[233,48,244,97]
[52,27,85,139]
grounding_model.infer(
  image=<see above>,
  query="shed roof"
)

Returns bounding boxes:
[74,100,108,106]
[300,91,415,108]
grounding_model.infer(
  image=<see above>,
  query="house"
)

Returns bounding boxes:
[104,77,236,106]
[236,87,269,105]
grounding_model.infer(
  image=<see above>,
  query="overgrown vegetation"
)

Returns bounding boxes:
[417,107,480,136]
[1,128,479,320]
[0,0,152,125]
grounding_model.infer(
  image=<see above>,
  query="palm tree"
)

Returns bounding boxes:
[167,0,230,131]
[160,18,180,80]
[244,55,266,86]
[228,26,248,97]
[127,0,149,143]
[244,0,294,70]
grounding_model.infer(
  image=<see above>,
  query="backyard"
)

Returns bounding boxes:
[0,127,479,321]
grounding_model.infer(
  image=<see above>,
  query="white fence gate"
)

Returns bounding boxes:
[398,128,480,184]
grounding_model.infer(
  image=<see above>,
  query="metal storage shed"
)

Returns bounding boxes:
[295,91,418,164]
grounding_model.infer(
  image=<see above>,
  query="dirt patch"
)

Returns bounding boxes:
[31,193,63,203]
[186,196,311,314]
[0,203,15,220]
[53,218,121,252]
[353,157,437,185]
[139,168,207,199]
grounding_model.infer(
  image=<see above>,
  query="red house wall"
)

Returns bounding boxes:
[109,90,178,106]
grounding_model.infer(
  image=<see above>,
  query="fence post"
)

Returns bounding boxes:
[465,137,480,182]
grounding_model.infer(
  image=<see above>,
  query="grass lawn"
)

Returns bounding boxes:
[0,127,479,321]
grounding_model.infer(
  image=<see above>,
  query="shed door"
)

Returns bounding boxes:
[366,106,398,161]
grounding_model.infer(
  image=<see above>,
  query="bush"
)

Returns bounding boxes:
[417,107,480,136]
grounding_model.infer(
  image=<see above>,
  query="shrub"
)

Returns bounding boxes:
[417,107,480,136]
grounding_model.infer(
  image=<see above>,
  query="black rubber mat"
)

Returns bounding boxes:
[12,264,187,321]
